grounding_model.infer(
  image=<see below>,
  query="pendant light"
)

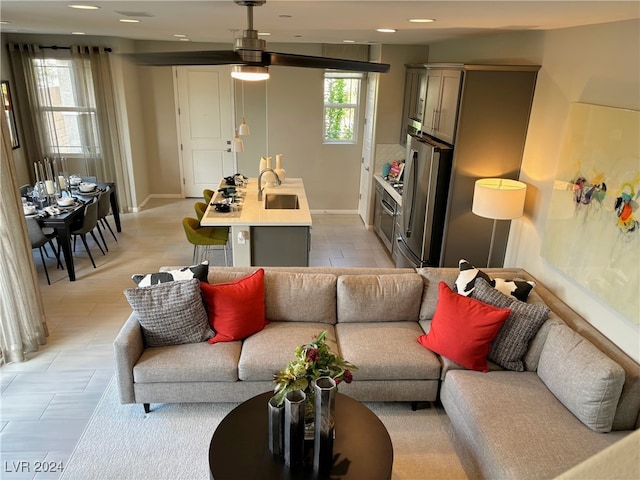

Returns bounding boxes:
[238,80,250,135]
[233,128,244,152]
[232,77,244,152]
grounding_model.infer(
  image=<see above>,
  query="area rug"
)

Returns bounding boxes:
[62,378,470,480]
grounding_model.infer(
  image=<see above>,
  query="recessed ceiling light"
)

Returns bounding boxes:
[258,32,271,36]
[409,18,435,23]
[0,20,11,25]
[343,40,355,43]
[119,19,140,23]
[72,32,86,35]
[68,4,100,10]
[376,28,397,33]
[173,34,187,38]
[279,14,292,18]
[179,38,190,42]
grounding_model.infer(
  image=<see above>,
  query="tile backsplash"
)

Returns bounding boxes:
[374,144,406,175]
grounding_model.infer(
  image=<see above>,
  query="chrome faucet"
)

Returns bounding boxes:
[257,168,282,200]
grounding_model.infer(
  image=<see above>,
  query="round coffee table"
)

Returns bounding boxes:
[209,391,393,479]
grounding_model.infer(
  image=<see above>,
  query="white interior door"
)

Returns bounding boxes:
[358,74,378,224]
[176,66,235,198]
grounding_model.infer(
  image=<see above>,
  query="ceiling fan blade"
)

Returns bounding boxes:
[129,50,244,66]
[265,52,390,73]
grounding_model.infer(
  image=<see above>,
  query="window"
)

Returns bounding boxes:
[32,57,100,156]
[323,71,362,143]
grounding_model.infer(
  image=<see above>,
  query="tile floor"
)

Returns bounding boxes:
[0,198,393,479]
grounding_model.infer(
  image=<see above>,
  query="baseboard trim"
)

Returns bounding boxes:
[310,209,359,215]
[132,193,184,212]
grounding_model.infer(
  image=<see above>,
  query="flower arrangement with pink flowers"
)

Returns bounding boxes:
[273,330,357,406]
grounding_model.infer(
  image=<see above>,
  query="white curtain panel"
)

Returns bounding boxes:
[0,109,48,363]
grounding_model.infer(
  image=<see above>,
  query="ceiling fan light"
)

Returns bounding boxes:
[231,65,269,81]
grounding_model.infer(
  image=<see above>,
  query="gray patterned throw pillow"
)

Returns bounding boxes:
[473,278,550,371]
[124,278,213,347]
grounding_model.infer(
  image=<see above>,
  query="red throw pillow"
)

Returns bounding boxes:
[418,282,511,372]
[200,269,267,344]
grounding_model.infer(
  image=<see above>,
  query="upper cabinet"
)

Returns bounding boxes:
[422,68,462,144]
[400,67,427,143]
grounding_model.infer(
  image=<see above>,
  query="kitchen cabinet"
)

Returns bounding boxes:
[250,226,310,266]
[421,68,462,145]
[399,67,427,144]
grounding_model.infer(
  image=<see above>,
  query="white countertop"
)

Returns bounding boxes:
[374,175,403,206]
[200,178,312,227]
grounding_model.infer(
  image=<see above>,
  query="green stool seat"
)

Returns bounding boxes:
[203,189,215,204]
[182,217,230,265]
[194,201,208,222]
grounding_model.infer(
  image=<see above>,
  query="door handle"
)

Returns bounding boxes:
[226,148,231,153]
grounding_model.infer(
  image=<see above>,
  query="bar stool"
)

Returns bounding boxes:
[182,217,230,266]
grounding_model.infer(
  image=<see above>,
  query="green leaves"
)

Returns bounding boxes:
[272,330,358,406]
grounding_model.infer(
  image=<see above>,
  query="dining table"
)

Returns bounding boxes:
[33,182,121,282]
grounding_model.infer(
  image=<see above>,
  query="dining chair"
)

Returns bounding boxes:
[71,198,105,269]
[26,217,62,285]
[194,201,208,222]
[203,189,215,204]
[182,217,230,266]
[96,187,117,249]
[97,186,118,242]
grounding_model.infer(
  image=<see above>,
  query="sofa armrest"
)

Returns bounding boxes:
[113,314,145,404]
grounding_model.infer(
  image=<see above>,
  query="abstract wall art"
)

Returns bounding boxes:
[541,103,639,325]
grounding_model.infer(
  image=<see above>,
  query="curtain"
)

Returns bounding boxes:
[70,46,132,211]
[8,43,132,212]
[7,44,51,167]
[0,104,48,364]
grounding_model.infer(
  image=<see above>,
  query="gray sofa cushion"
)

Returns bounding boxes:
[416,267,459,320]
[441,370,627,480]
[264,271,337,324]
[133,341,241,383]
[473,278,550,372]
[337,274,424,322]
[336,322,441,381]
[123,279,213,347]
[538,325,626,433]
[238,322,338,381]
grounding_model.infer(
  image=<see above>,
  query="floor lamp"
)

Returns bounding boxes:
[472,178,527,268]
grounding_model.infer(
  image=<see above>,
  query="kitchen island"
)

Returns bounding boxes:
[200,178,312,267]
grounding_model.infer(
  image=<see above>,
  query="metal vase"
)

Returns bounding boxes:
[313,376,336,474]
[268,395,284,459]
[284,390,306,469]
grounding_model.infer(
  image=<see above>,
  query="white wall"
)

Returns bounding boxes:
[428,20,640,361]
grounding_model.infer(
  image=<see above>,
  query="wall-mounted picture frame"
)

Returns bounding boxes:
[1,80,20,149]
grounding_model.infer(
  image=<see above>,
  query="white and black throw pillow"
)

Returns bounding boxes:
[132,261,209,286]
[453,259,535,301]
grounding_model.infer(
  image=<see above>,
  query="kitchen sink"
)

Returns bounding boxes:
[264,194,300,209]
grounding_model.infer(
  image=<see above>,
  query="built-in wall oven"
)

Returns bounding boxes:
[374,183,398,254]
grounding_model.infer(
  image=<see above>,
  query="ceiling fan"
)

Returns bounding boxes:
[130,0,390,79]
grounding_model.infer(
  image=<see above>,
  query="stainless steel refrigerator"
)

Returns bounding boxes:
[395,133,453,268]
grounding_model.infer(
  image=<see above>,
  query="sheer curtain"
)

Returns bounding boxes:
[0,107,48,364]
[8,43,132,212]
[70,46,131,210]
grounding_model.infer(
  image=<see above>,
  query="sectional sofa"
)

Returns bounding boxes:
[113,265,640,479]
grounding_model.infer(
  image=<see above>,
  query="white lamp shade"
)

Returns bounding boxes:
[238,117,250,135]
[233,134,244,153]
[472,178,527,220]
